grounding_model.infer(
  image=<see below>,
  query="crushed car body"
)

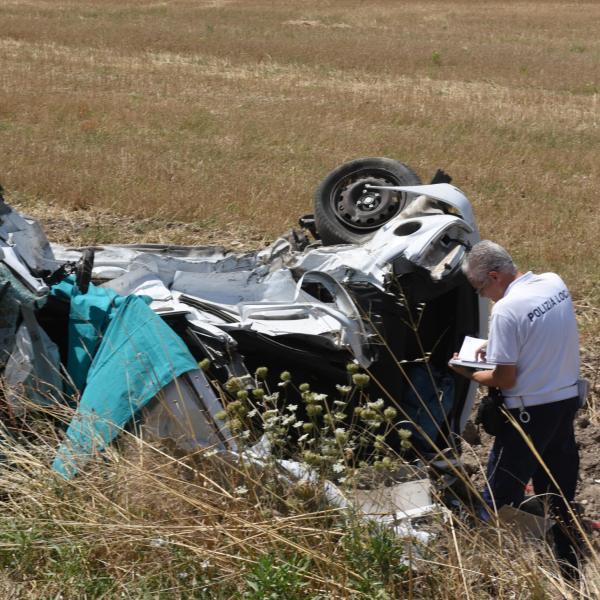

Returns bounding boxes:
[0,158,487,490]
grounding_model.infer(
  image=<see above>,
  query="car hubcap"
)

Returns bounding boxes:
[333,174,405,231]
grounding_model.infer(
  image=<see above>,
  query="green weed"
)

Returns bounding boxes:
[242,552,311,600]
[342,520,410,597]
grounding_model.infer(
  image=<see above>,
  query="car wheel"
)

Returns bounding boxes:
[313,157,422,245]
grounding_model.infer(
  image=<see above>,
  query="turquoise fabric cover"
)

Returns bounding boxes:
[51,277,126,393]
[52,281,198,478]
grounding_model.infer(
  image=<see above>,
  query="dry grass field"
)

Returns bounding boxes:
[1,1,600,598]
[2,0,599,299]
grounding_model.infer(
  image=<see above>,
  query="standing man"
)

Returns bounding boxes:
[450,240,582,576]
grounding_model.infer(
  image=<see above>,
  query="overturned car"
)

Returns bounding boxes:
[0,158,486,478]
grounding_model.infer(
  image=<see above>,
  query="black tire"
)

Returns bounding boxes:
[314,157,422,245]
[75,248,95,294]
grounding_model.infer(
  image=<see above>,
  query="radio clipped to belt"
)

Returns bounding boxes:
[475,387,506,436]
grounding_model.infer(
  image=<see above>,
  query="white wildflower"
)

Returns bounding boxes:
[335,385,351,395]
[368,399,385,410]
[264,417,279,428]
[334,427,348,444]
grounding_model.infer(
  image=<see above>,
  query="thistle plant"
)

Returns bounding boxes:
[212,362,413,489]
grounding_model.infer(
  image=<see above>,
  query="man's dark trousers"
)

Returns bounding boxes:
[482,396,581,570]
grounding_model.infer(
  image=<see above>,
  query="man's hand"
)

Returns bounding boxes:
[476,343,487,362]
[448,353,475,380]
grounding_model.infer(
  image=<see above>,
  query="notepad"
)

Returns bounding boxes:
[449,336,494,370]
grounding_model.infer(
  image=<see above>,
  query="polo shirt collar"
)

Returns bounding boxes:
[503,271,533,298]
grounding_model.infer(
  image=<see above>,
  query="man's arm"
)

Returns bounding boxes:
[449,361,517,389]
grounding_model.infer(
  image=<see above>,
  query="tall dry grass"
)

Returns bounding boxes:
[0,396,598,599]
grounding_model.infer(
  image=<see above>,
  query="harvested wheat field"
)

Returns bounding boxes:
[1,1,600,598]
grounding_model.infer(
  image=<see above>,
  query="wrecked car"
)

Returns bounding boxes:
[0,158,486,479]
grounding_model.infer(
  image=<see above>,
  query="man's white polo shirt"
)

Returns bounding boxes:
[486,271,579,408]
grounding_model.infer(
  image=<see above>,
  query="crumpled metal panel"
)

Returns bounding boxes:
[365,182,478,233]
[141,369,236,453]
[0,200,56,294]
[289,213,475,288]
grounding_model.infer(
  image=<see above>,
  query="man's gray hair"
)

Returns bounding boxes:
[462,240,517,283]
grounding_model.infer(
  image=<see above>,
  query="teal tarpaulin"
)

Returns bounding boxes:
[52,280,198,478]
[51,277,126,393]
